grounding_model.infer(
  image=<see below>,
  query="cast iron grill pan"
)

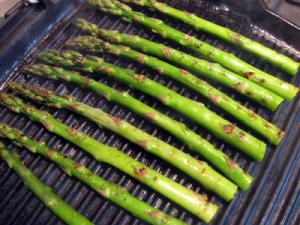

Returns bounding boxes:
[0,1,299,225]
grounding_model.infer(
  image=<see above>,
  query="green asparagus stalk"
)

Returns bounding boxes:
[23,65,253,191]
[0,92,219,223]
[9,81,238,201]
[76,19,284,111]
[86,0,299,100]
[0,124,188,225]
[121,0,300,75]
[66,35,284,145]
[38,50,267,161]
[0,142,94,225]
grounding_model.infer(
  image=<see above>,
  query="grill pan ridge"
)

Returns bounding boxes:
[0,0,299,225]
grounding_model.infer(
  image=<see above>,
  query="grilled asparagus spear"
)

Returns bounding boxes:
[86,0,299,100]
[0,124,188,225]
[76,19,284,111]
[23,64,253,190]
[121,0,300,75]
[38,50,267,161]
[66,35,284,145]
[8,81,238,201]
[0,142,94,225]
[0,92,219,223]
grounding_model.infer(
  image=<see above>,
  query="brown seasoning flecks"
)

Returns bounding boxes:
[158,67,165,74]
[243,71,255,80]
[100,93,110,100]
[136,54,146,63]
[133,74,146,82]
[278,130,285,140]
[223,124,235,134]
[179,69,189,77]
[206,50,213,57]
[108,48,120,55]
[226,157,236,170]
[68,128,78,136]
[97,188,107,197]
[184,34,192,43]
[41,120,55,131]
[73,55,84,64]
[161,48,173,57]
[238,131,246,140]
[264,122,271,129]
[209,94,221,104]
[260,78,266,84]
[143,112,156,120]
[70,103,82,112]
[134,139,150,149]
[194,43,202,49]
[45,149,54,158]
[196,193,208,204]
[120,46,130,51]
[80,76,93,85]
[100,66,114,74]
[198,159,204,164]
[147,210,161,219]
[72,161,82,170]
[134,166,147,177]
[231,33,241,42]
[110,116,122,127]
[247,110,257,119]
[35,87,52,98]
[102,41,110,49]
[233,82,244,92]
[158,95,170,103]
[184,11,193,17]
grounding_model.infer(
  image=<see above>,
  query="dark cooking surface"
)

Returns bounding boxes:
[264,0,300,27]
[0,0,299,225]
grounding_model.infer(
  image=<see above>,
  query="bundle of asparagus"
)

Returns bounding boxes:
[86,0,299,100]
[0,92,219,222]
[23,64,253,190]
[0,142,94,225]
[121,0,299,75]
[66,35,284,145]
[37,50,266,161]
[8,81,238,201]
[2,1,297,224]
[76,19,284,111]
[0,124,188,225]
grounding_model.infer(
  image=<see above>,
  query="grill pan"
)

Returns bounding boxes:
[0,0,299,224]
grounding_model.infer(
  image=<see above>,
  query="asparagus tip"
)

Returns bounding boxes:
[66,36,105,53]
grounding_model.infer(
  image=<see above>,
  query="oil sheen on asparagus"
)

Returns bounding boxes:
[0,92,219,223]
[121,0,300,75]
[66,35,284,145]
[86,0,298,100]
[38,50,267,161]
[24,64,253,190]
[0,142,94,225]
[0,124,188,225]
[76,19,284,111]
[8,81,238,201]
